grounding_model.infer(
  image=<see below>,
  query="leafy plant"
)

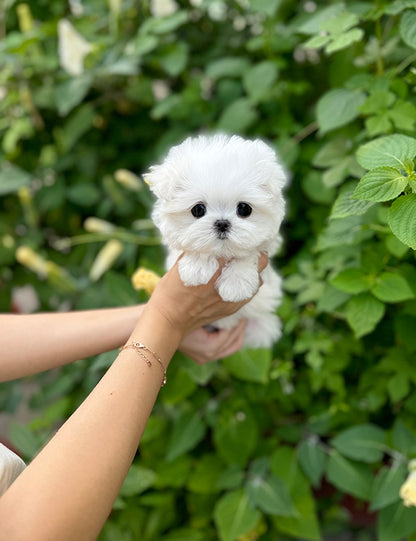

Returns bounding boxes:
[2,1,416,540]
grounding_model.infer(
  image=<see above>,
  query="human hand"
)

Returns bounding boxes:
[179,320,247,364]
[146,253,268,339]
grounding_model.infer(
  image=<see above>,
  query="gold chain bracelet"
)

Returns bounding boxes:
[120,341,167,387]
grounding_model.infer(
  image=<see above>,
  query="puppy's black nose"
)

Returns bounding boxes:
[214,219,231,233]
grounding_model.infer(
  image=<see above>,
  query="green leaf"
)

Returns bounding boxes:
[330,423,387,463]
[119,464,157,496]
[217,98,258,133]
[9,423,41,459]
[400,9,416,49]
[187,454,223,494]
[331,268,370,294]
[166,410,206,461]
[356,134,416,170]
[54,75,93,116]
[353,167,408,202]
[331,185,376,217]
[213,401,259,467]
[392,419,416,454]
[0,163,31,195]
[389,100,416,131]
[388,194,416,250]
[378,501,416,541]
[370,463,407,511]
[243,61,278,102]
[249,0,281,16]
[223,348,271,384]
[297,439,327,488]
[371,272,414,303]
[326,27,364,53]
[327,450,373,500]
[246,474,296,517]
[206,57,251,79]
[388,372,410,402]
[316,88,366,134]
[214,489,261,541]
[345,293,385,337]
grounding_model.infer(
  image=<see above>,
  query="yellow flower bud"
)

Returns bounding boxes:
[16,246,49,276]
[114,169,143,191]
[17,3,33,33]
[131,267,161,295]
[400,459,416,507]
[84,217,116,234]
[89,240,123,281]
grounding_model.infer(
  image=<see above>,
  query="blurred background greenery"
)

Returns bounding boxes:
[2,1,416,539]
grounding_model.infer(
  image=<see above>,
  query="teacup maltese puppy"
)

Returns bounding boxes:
[144,134,287,348]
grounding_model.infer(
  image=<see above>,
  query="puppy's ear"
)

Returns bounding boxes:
[143,163,177,200]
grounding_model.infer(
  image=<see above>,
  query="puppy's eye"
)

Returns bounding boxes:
[236,202,252,218]
[191,203,207,218]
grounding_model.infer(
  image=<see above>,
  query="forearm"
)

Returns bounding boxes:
[0,307,181,541]
[0,306,144,381]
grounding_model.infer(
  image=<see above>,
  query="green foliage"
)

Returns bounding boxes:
[2,0,416,539]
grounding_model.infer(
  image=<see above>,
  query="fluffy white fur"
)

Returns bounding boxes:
[145,134,287,348]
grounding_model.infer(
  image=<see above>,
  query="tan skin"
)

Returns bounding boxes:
[0,254,267,541]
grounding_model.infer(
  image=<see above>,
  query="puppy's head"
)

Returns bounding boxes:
[145,134,287,257]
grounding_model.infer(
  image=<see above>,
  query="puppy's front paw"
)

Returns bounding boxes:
[178,255,219,286]
[216,262,259,302]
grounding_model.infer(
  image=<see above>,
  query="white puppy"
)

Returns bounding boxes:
[144,134,287,348]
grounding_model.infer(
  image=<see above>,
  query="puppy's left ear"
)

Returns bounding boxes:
[143,163,176,200]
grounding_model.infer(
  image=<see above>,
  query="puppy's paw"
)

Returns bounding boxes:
[216,261,259,302]
[178,255,219,286]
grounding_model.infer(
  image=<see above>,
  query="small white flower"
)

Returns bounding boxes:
[16,246,49,277]
[11,285,40,314]
[400,459,416,507]
[152,80,171,101]
[150,0,178,18]
[89,240,123,281]
[58,19,92,76]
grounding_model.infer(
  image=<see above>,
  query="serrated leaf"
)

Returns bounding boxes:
[400,9,416,49]
[331,184,375,218]
[326,27,364,53]
[327,451,373,500]
[371,272,414,303]
[297,439,327,488]
[356,134,416,170]
[370,463,407,511]
[330,423,387,463]
[388,194,416,250]
[246,474,296,516]
[353,167,408,202]
[223,348,271,384]
[345,292,385,338]
[214,489,261,541]
[316,88,366,134]
[331,268,370,294]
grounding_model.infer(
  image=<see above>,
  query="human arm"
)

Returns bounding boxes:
[0,297,247,382]
[0,255,266,541]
